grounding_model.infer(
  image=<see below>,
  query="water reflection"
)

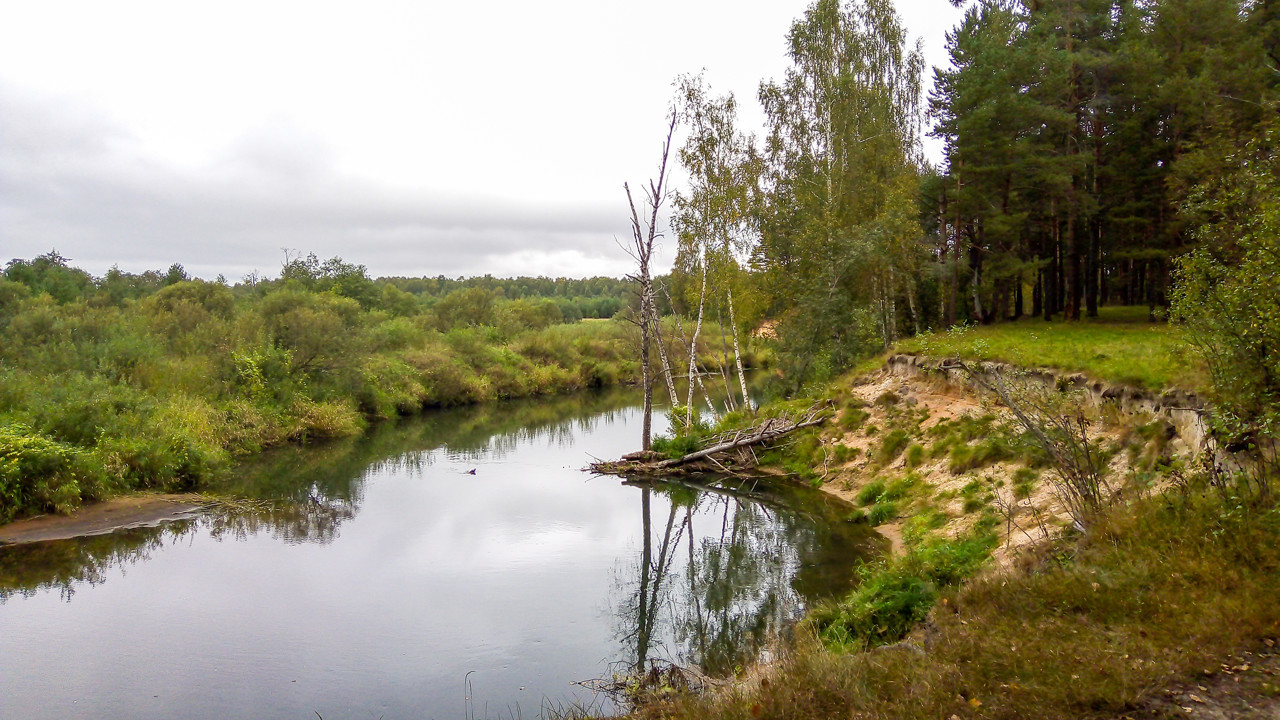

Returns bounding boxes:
[614,478,882,677]
[0,387,643,603]
[0,384,880,719]
[0,523,190,601]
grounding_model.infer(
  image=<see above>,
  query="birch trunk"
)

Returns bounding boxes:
[715,304,736,413]
[906,274,921,336]
[726,285,750,412]
[686,254,708,430]
[649,286,678,408]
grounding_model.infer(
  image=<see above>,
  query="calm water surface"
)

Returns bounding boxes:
[0,388,881,719]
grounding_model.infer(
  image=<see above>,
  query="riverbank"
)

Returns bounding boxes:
[0,493,205,545]
[631,345,1280,719]
[0,296,769,527]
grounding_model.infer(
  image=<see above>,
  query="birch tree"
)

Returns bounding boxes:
[755,0,925,379]
[673,75,760,418]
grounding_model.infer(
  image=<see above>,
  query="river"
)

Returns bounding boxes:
[0,387,881,719]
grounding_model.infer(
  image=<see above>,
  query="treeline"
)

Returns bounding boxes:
[380,272,632,322]
[0,253,649,522]
[928,0,1279,323]
[663,0,1278,387]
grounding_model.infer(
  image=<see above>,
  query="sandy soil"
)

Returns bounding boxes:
[814,370,1141,567]
[0,494,208,545]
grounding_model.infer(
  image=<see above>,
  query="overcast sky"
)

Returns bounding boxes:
[0,0,965,282]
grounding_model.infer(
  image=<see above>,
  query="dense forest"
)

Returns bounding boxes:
[660,0,1278,430]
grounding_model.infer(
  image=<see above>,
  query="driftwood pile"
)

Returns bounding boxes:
[589,402,832,477]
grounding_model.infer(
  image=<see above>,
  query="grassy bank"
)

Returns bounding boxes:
[632,313,1280,719]
[892,307,1203,392]
[654,486,1280,720]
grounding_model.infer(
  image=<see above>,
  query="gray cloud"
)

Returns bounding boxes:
[0,83,634,281]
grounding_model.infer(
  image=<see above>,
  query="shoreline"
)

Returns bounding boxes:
[0,493,207,546]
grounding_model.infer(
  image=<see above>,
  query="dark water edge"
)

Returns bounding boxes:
[0,387,881,719]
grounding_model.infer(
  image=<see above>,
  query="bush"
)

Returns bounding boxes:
[856,480,886,506]
[878,429,911,464]
[653,433,703,460]
[840,407,870,432]
[905,443,924,468]
[0,423,106,521]
[809,532,996,651]
[881,473,917,502]
[868,501,898,526]
[1171,117,1280,495]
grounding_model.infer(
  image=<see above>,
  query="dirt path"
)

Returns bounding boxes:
[0,494,207,546]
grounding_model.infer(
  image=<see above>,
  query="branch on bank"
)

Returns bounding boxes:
[589,402,833,477]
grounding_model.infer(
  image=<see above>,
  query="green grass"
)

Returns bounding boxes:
[894,306,1203,391]
[877,428,911,464]
[856,480,886,506]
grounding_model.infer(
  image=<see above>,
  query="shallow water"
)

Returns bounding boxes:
[0,388,880,719]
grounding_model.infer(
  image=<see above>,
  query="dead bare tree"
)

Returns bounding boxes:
[622,111,678,452]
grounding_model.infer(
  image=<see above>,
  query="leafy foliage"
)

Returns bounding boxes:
[1172,114,1280,493]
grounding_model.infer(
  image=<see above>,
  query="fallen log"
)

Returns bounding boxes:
[589,402,832,477]
[651,415,828,469]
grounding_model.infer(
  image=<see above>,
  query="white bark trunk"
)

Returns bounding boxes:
[650,284,678,408]
[686,254,708,430]
[726,286,750,412]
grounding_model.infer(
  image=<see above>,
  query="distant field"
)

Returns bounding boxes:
[892,307,1204,392]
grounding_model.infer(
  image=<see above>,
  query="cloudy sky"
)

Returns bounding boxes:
[0,0,965,282]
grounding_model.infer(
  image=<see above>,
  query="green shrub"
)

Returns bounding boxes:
[881,472,918,502]
[812,572,935,650]
[653,433,703,460]
[810,532,996,651]
[878,429,911,464]
[856,480,886,506]
[905,443,924,468]
[841,408,870,432]
[868,501,898,526]
[0,423,106,521]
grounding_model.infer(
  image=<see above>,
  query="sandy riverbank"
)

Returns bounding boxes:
[0,494,207,546]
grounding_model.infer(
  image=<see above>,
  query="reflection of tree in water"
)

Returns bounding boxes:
[0,494,359,602]
[204,493,357,546]
[613,480,882,677]
[0,522,194,602]
[0,386,649,604]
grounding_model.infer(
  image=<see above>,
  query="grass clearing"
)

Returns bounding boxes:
[894,307,1203,392]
